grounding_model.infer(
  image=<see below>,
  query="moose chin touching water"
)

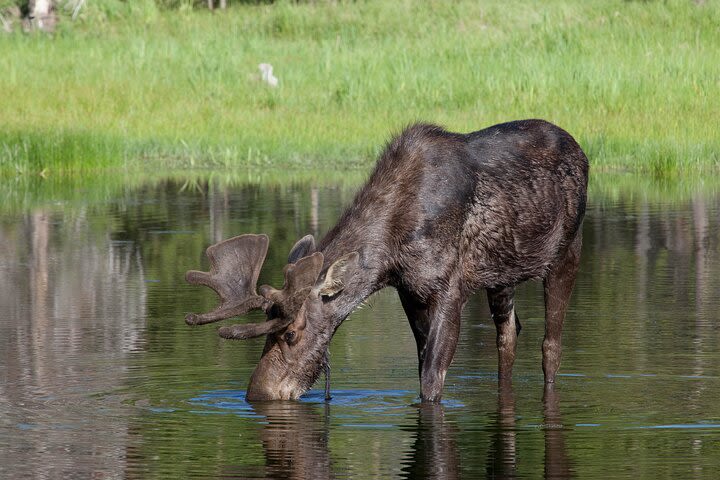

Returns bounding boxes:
[185,119,589,402]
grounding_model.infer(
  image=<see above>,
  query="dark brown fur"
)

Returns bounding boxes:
[187,119,588,402]
[310,120,587,401]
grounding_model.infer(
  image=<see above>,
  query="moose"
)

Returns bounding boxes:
[185,119,588,402]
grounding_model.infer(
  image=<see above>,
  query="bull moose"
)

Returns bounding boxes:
[185,119,589,402]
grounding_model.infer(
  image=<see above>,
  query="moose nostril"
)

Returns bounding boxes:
[284,331,296,343]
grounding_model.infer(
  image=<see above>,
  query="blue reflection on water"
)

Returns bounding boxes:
[632,423,720,430]
[188,388,463,417]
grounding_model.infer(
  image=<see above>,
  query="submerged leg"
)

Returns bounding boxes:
[400,288,465,402]
[543,232,582,383]
[487,285,519,380]
[399,290,430,381]
[421,298,464,402]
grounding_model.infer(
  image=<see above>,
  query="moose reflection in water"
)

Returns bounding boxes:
[186,120,589,401]
[486,382,573,479]
[402,402,461,479]
[220,402,334,479]
[220,382,572,479]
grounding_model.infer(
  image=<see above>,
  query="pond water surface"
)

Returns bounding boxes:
[1,175,719,478]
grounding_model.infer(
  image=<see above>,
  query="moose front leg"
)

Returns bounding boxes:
[400,289,465,403]
[420,297,464,402]
[399,290,430,381]
[487,285,519,380]
[399,290,462,402]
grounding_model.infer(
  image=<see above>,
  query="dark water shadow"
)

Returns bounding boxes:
[195,383,573,479]
[399,381,573,479]
[485,380,519,479]
[485,381,573,479]
[541,384,574,479]
[221,401,335,479]
[400,402,461,479]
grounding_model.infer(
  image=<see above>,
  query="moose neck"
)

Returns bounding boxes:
[316,182,414,329]
[317,231,387,330]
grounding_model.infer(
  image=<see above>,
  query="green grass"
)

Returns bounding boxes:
[1,0,719,176]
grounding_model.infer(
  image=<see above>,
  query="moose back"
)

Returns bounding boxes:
[185,119,589,402]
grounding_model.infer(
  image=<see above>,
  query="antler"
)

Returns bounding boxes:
[185,233,325,341]
[185,234,270,326]
[217,252,324,340]
[259,252,324,317]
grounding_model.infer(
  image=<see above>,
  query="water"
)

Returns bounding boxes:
[1,176,719,478]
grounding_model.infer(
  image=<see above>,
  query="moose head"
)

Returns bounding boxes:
[185,233,358,401]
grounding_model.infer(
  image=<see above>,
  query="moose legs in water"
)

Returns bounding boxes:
[487,231,582,384]
[486,285,520,380]
[404,403,461,480]
[399,288,466,403]
[400,231,581,400]
[542,232,582,383]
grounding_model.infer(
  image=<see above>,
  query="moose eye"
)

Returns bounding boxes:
[283,330,296,343]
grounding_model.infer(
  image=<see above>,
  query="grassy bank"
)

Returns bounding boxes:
[1,0,718,176]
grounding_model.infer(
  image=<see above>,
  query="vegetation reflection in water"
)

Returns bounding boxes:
[1,172,719,478]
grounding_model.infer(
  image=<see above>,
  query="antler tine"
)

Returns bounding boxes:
[185,234,270,325]
[259,252,324,317]
[217,252,324,341]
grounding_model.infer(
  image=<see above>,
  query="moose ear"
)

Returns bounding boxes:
[319,252,359,298]
[288,234,316,264]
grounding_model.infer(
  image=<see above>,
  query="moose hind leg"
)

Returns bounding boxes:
[487,285,519,380]
[543,232,582,383]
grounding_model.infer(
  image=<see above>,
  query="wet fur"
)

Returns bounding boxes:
[314,120,587,401]
[251,119,588,401]
[319,119,587,300]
